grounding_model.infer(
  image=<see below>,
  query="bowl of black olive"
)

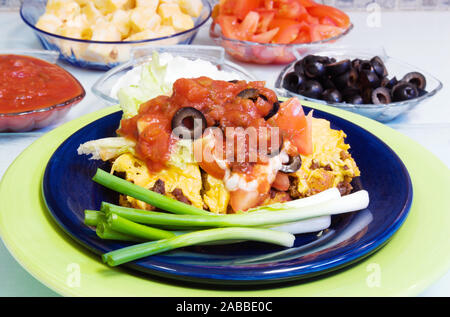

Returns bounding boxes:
[275,47,443,122]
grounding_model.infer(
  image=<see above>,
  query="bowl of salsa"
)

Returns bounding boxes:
[0,50,85,132]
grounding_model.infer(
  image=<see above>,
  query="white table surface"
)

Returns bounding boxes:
[0,9,449,297]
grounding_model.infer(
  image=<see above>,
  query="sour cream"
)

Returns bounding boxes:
[110,53,242,98]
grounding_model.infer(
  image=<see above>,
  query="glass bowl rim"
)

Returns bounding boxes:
[91,45,258,104]
[209,21,353,48]
[0,49,86,116]
[274,51,443,109]
[20,0,212,45]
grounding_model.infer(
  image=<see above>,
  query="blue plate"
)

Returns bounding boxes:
[42,108,412,285]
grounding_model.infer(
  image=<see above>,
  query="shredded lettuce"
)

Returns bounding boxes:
[118,51,171,119]
[77,137,136,161]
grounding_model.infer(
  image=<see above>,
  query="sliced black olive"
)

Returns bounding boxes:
[341,87,360,100]
[359,69,380,88]
[294,60,305,75]
[371,87,392,104]
[325,59,351,77]
[228,80,239,83]
[351,58,363,70]
[370,56,388,78]
[282,72,302,92]
[280,155,302,173]
[304,60,326,78]
[402,72,426,90]
[298,80,323,99]
[344,94,364,104]
[391,82,418,101]
[334,69,358,90]
[381,76,398,89]
[357,60,373,73]
[418,88,428,97]
[362,88,373,104]
[264,101,280,121]
[237,88,259,100]
[171,107,207,140]
[321,89,342,103]
[320,76,336,90]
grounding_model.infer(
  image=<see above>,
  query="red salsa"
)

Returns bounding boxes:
[118,77,312,174]
[0,55,84,114]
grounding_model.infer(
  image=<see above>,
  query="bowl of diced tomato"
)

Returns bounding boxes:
[210,0,353,65]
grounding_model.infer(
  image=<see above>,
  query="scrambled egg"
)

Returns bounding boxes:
[111,153,204,210]
[110,118,360,212]
[290,118,360,197]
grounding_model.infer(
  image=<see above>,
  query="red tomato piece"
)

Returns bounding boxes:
[238,11,260,39]
[233,0,263,20]
[270,98,312,155]
[250,27,279,43]
[254,9,275,33]
[269,18,302,44]
[310,24,343,42]
[307,4,350,28]
[216,15,244,40]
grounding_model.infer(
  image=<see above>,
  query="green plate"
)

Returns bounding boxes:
[1,103,449,296]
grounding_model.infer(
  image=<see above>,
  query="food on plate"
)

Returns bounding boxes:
[211,0,351,44]
[78,77,369,265]
[110,52,243,110]
[282,54,429,104]
[0,54,84,114]
[35,0,203,63]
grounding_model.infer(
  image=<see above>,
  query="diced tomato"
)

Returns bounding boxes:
[238,11,260,39]
[230,188,260,211]
[269,18,302,44]
[216,15,244,40]
[254,9,275,33]
[250,27,279,43]
[291,22,311,43]
[275,1,302,19]
[295,0,319,8]
[310,24,343,42]
[320,16,337,26]
[233,0,263,20]
[270,98,312,155]
[264,0,274,10]
[307,4,350,28]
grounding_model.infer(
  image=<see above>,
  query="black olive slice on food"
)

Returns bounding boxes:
[359,69,380,88]
[280,155,302,173]
[334,68,358,90]
[237,88,259,100]
[228,80,239,83]
[298,80,323,99]
[320,76,336,90]
[325,59,351,77]
[283,72,302,92]
[371,87,392,104]
[370,56,388,78]
[391,82,419,101]
[171,107,207,140]
[351,58,363,70]
[322,89,342,103]
[402,72,427,90]
[264,101,280,121]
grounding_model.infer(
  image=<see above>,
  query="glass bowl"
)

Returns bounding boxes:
[209,21,353,65]
[0,49,85,132]
[20,0,212,70]
[274,46,443,122]
[92,45,257,105]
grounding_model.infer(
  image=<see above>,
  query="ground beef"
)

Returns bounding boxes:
[310,160,320,170]
[337,181,353,196]
[288,176,301,199]
[151,179,165,195]
[340,150,351,160]
[171,188,191,205]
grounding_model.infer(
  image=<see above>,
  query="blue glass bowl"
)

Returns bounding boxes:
[20,0,212,70]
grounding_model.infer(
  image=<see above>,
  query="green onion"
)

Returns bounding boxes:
[101,190,369,228]
[102,227,295,266]
[107,213,176,241]
[84,209,105,226]
[92,168,210,216]
[96,221,141,242]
